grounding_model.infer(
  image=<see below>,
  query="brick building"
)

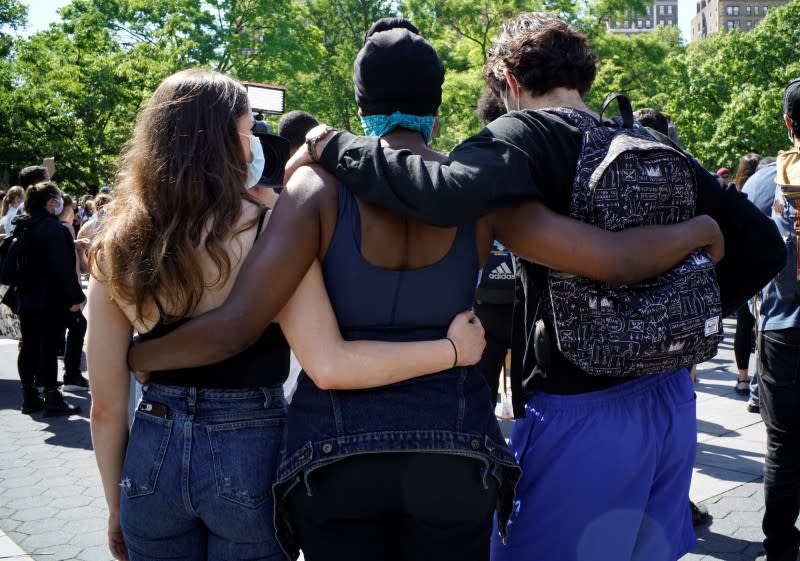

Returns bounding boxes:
[690,0,790,41]
[606,0,679,34]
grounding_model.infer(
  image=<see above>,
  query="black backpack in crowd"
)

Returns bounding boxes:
[541,93,723,377]
[0,214,40,312]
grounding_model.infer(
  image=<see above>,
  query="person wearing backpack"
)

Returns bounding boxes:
[296,13,785,561]
[742,78,800,561]
[15,181,84,416]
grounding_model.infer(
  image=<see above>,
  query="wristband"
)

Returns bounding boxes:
[446,337,458,368]
[305,125,335,163]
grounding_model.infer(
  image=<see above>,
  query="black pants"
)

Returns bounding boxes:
[288,453,498,561]
[474,302,512,406]
[734,304,756,370]
[63,309,86,378]
[18,309,63,388]
[759,328,800,561]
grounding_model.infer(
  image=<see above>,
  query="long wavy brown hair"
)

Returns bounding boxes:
[90,69,259,323]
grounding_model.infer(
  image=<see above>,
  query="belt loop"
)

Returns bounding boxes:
[261,387,272,409]
[187,387,197,413]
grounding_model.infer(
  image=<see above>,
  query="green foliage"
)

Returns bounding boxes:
[653,1,800,170]
[2,0,800,192]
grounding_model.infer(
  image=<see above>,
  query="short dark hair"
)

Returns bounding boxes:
[633,108,670,136]
[476,88,506,125]
[483,12,597,100]
[278,110,320,152]
[25,181,60,213]
[19,165,49,188]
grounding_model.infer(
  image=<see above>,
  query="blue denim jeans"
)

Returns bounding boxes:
[119,384,287,561]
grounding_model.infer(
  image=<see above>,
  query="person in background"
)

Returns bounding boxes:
[77,193,111,270]
[1,186,25,236]
[19,165,50,190]
[743,78,800,561]
[16,181,84,416]
[735,153,763,191]
[717,167,732,183]
[57,195,89,392]
[278,110,320,155]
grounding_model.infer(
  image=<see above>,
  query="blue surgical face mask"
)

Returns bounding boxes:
[360,112,436,145]
[244,133,265,189]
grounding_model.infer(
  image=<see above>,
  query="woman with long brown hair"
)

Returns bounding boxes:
[87,68,485,561]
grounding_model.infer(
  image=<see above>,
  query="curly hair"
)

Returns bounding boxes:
[90,69,259,323]
[483,12,597,101]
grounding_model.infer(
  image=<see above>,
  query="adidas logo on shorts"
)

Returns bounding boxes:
[488,262,514,280]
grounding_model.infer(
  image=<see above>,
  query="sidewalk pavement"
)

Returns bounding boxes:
[0,318,792,561]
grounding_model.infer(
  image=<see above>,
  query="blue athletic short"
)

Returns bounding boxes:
[491,368,697,561]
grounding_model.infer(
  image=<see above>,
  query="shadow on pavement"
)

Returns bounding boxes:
[694,527,762,561]
[0,378,93,451]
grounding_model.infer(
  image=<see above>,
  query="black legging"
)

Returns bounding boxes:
[63,309,87,378]
[288,453,498,561]
[734,304,756,371]
[18,308,63,388]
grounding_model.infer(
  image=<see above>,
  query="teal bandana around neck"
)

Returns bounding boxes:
[360,112,436,145]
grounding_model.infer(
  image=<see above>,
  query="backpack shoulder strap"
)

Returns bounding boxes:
[599,92,634,129]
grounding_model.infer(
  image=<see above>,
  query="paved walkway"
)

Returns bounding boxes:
[0,318,792,560]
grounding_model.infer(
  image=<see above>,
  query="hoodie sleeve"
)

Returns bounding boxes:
[694,159,786,316]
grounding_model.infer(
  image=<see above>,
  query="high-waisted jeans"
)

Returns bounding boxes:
[119,383,287,561]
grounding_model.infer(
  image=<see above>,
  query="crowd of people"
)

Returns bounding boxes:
[3,10,800,561]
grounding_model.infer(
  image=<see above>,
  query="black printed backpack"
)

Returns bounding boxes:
[542,93,723,377]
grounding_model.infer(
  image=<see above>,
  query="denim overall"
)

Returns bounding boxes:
[273,185,520,556]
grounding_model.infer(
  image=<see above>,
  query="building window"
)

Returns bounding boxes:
[745,5,751,15]
[646,19,652,27]
[727,19,740,29]
[763,6,768,14]
[659,5,665,14]
[625,20,629,28]
[746,19,753,28]
[637,19,643,27]
[667,5,673,14]
[725,5,740,16]
[754,5,760,14]
[646,6,651,15]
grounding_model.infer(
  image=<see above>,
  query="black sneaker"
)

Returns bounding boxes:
[62,374,90,392]
[43,389,81,417]
[735,378,750,395]
[691,501,710,526]
[747,401,760,414]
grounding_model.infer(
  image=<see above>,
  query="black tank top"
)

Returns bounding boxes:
[139,209,290,388]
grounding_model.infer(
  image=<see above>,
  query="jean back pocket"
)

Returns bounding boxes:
[207,417,285,508]
[121,412,173,498]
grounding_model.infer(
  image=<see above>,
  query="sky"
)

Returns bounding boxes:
[23,0,698,42]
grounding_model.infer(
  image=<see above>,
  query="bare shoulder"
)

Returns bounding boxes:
[285,164,338,207]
